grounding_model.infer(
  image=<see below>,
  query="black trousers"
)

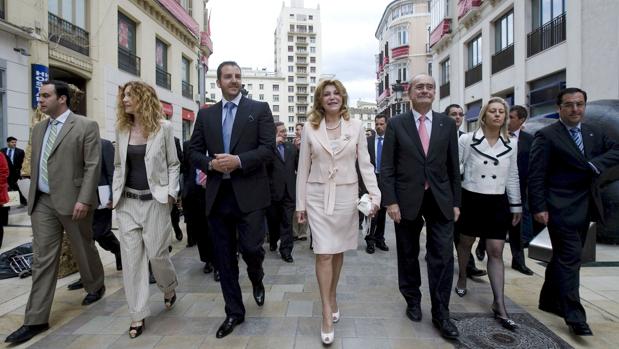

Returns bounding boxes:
[366,174,386,245]
[265,196,294,255]
[209,180,265,318]
[394,189,454,321]
[170,204,182,236]
[92,208,120,254]
[540,221,589,324]
[184,187,213,264]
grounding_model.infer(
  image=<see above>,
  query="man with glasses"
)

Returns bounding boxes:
[529,87,619,336]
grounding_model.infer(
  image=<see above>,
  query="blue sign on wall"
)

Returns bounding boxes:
[31,64,49,109]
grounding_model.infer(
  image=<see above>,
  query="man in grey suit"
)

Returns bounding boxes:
[6,80,105,344]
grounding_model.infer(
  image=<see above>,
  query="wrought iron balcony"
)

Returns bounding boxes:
[527,12,566,57]
[156,67,171,90]
[48,12,89,56]
[118,48,140,76]
[182,81,193,99]
[465,64,482,87]
[492,44,514,74]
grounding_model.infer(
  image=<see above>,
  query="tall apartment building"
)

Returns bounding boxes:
[429,0,619,130]
[0,0,213,144]
[274,0,321,134]
[375,0,431,118]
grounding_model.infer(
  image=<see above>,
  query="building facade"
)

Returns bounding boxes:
[0,0,212,145]
[429,0,619,130]
[274,0,321,133]
[349,100,378,131]
[375,0,432,118]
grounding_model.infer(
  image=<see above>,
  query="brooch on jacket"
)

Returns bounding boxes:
[343,134,351,141]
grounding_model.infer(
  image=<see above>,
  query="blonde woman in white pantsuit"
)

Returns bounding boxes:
[113,81,180,339]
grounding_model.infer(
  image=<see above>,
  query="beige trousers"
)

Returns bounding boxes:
[116,189,178,321]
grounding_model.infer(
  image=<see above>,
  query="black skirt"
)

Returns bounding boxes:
[457,189,511,240]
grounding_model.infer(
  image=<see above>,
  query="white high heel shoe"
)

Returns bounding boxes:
[332,309,340,323]
[321,327,334,345]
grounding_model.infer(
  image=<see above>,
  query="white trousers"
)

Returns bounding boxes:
[116,189,178,321]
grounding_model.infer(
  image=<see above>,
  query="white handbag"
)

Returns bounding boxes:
[357,193,372,216]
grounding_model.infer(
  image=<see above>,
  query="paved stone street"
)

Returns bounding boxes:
[0,210,617,348]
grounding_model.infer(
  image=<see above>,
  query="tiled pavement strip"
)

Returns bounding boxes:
[0,209,617,348]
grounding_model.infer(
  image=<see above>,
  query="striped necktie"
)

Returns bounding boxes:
[41,120,60,187]
[569,128,584,154]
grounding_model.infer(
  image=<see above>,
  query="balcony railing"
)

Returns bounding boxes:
[391,45,409,59]
[48,12,89,56]
[156,67,171,90]
[430,18,452,47]
[182,81,193,99]
[527,12,566,57]
[492,44,514,74]
[458,0,482,20]
[439,82,450,98]
[118,48,140,76]
[465,63,482,87]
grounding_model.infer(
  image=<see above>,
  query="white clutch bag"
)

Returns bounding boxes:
[357,193,372,216]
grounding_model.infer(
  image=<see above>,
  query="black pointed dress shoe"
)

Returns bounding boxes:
[405,304,422,322]
[365,243,375,254]
[149,270,157,284]
[512,263,534,275]
[216,316,244,338]
[253,282,265,306]
[432,318,459,339]
[466,266,487,278]
[67,278,84,290]
[375,241,389,251]
[568,322,593,336]
[82,285,105,305]
[203,262,213,274]
[5,324,49,343]
[281,253,294,263]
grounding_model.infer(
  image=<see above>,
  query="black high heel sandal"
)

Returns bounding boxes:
[491,306,517,331]
[129,319,145,338]
[454,287,467,297]
[164,291,177,309]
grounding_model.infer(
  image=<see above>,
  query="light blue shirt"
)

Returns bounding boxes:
[412,109,433,139]
[38,109,71,193]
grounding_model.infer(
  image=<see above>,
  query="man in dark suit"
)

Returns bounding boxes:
[266,122,296,263]
[189,61,275,338]
[364,115,389,254]
[1,136,26,204]
[506,105,534,275]
[170,137,183,242]
[529,87,619,336]
[381,74,461,339]
[67,138,122,291]
[444,104,486,278]
[182,139,216,277]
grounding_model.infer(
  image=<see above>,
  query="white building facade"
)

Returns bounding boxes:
[429,0,619,130]
[349,101,378,131]
[375,0,432,118]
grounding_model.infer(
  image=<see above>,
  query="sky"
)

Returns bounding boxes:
[207,0,393,104]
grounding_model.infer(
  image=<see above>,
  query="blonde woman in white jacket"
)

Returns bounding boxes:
[454,97,522,331]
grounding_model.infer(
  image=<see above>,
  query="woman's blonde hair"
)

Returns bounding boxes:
[116,81,164,137]
[308,79,350,129]
[478,96,510,141]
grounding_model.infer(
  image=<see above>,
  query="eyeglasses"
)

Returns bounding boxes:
[560,102,586,109]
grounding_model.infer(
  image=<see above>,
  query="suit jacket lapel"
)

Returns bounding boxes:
[145,126,157,155]
[229,97,250,152]
[403,111,425,158]
[581,123,595,159]
[31,121,47,176]
[315,120,333,156]
[50,113,75,156]
[427,112,443,158]
[334,119,353,155]
[555,122,586,162]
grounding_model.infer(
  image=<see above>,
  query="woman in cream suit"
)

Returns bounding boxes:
[296,79,380,344]
[455,97,521,330]
[113,81,180,338]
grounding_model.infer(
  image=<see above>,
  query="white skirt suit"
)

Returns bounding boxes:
[296,118,381,254]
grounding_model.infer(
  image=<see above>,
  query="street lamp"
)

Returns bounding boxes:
[392,79,404,115]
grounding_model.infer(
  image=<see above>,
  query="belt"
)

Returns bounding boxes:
[124,191,153,201]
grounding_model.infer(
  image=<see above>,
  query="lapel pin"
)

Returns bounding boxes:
[248,115,255,121]
[589,133,593,137]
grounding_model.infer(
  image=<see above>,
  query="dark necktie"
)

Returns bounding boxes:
[376,136,383,173]
[569,128,584,154]
[278,144,285,160]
